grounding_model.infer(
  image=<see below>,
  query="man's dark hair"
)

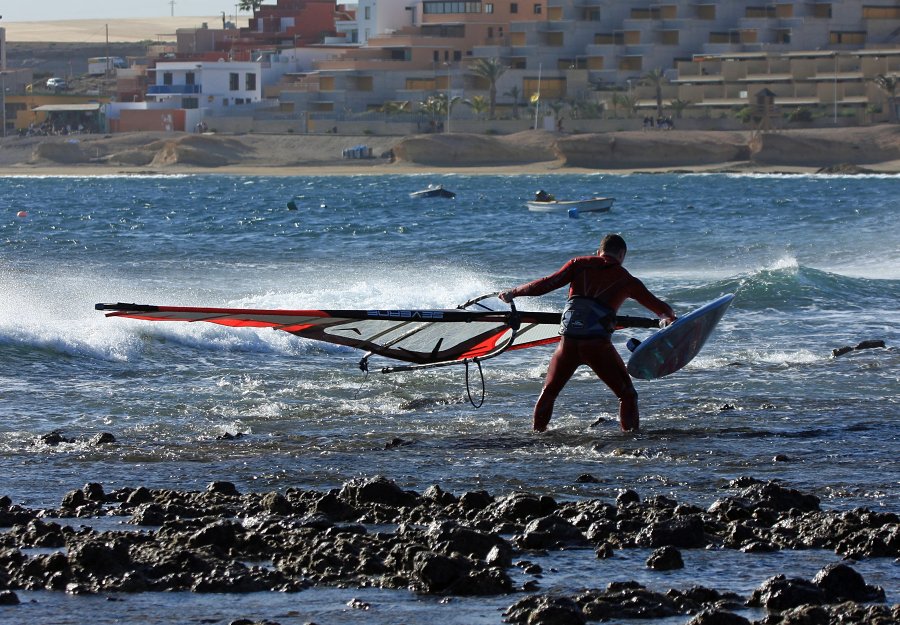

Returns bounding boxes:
[599,234,627,255]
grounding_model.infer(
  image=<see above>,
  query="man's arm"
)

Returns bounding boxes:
[630,278,676,323]
[499,261,574,302]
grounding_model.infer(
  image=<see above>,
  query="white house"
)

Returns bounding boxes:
[147,60,262,111]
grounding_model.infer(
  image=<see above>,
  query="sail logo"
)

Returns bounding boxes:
[367,310,445,319]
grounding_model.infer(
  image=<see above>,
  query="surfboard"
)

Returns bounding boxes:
[626,293,734,380]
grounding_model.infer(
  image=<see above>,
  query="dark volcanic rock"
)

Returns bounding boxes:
[647,545,684,570]
[812,562,885,603]
[749,574,826,610]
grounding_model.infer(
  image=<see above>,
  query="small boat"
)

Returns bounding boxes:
[410,184,456,199]
[526,196,614,213]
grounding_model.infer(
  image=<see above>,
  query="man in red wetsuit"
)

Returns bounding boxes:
[499,234,675,433]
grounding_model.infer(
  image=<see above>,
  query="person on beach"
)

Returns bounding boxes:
[498,234,676,433]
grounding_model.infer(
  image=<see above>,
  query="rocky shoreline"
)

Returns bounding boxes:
[1,472,897,625]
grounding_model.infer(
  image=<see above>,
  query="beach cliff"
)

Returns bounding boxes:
[1,125,898,175]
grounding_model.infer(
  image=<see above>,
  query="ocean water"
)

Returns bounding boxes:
[1,172,898,624]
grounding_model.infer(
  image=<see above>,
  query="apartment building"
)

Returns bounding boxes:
[274,0,899,117]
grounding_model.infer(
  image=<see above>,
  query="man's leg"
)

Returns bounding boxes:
[533,339,581,431]
[583,340,640,431]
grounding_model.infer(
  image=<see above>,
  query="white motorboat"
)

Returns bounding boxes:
[526,196,614,213]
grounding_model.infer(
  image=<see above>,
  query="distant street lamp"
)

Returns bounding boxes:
[833,52,838,124]
[444,61,451,133]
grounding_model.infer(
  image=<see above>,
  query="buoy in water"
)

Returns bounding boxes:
[16,211,27,218]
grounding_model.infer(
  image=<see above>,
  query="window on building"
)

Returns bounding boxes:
[863,6,900,18]
[229,73,239,91]
[245,73,256,91]
[163,72,173,86]
[812,3,832,18]
[185,72,195,85]
[364,6,370,19]
[488,26,494,37]
[183,97,198,109]
[484,3,493,13]
[510,3,518,13]
[533,3,542,14]
[775,4,793,17]
[829,30,866,44]
[434,50,440,62]
[422,1,483,14]
[696,4,716,19]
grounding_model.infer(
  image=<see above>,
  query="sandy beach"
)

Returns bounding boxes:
[1,125,899,177]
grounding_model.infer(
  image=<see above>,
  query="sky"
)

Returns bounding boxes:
[1,0,249,22]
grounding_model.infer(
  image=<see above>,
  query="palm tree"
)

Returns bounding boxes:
[504,85,521,119]
[546,100,566,128]
[641,68,666,118]
[380,101,409,116]
[873,74,898,123]
[468,58,507,119]
[611,93,637,118]
[465,95,490,120]
[238,0,264,11]
[669,98,693,119]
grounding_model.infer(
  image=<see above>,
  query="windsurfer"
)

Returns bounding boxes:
[498,234,676,433]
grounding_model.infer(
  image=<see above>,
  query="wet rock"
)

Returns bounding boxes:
[409,551,476,594]
[312,491,357,521]
[832,339,885,357]
[616,489,640,507]
[384,437,413,449]
[686,609,751,625]
[207,481,240,497]
[259,492,291,516]
[130,502,167,526]
[595,542,615,559]
[457,490,493,511]
[216,432,245,440]
[425,520,512,562]
[68,538,131,576]
[124,486,155,507]
[812,562,885,602]
[577,583,681,620]
[489,492,557,523]
[423,484,458,506]
[0,590,19,605]
[647,545,684,570]
[37,431,75,446]
[90,432,116,445]
[636,514,707,548]
[748,574,825,610]
[505,595,587,625]
[575,474,600,484]
[10,519,68,548]
[738,481,820,513]
[339,476,419,508]
[516,515,587,549]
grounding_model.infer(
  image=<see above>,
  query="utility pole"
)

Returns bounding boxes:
[169,0,176,17]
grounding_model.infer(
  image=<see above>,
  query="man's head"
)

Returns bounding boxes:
[598,233,627,262]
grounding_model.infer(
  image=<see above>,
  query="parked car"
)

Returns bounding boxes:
[46,77,68,90]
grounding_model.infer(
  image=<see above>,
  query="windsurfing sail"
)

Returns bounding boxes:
[95,295,661,373]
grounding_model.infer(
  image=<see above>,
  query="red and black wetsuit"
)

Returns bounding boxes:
[505,254,674,432]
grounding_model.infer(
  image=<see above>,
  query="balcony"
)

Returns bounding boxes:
[147,84,202,94]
